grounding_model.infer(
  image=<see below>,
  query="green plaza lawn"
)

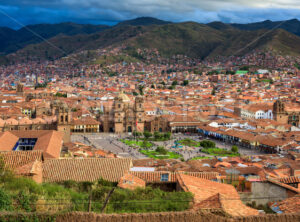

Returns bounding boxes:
[190,156,212,160]
[177,138,200,147]
[121,139,153,148]
[201,147,240,157]
[140,149,182,159]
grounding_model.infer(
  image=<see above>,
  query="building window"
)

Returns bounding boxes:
[65,116,68,122]
[118,104,121,108]
[160,174,169,182]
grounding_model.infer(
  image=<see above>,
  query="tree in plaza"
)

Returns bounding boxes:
[143,131,152,139]
[133,131,141,137]
[200,140,215,148]
[156,146,168,155]
[142,139,148,148]
[231,145,238,153]
[163,132,171,140]
[154,131,161,140]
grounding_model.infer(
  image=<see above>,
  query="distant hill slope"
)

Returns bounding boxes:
[8,25,149,62]
[231,19,300,37]
[2,18,300,63]
[126,22,226,59]
[116,17,172,27]
[0,22,110,55]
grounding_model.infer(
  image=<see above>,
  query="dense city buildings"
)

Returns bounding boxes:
[1,16,300,220]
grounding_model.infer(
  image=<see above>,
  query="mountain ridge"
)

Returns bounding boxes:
[2,17,300,64]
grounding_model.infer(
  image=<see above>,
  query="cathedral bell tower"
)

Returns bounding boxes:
[134,96,144,132]
[273,99,287,124]
[114,95,125,133]
[51,100,71,143]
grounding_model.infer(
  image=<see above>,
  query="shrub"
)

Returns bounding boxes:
[42,183,70,198]
[3,176,43,195]
[78,181,94,193]
[0,188,12,211]
[97,177,115,187]
[60,180,78,190]
[15,190,36,212]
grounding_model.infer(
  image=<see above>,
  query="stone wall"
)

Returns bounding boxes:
[239,181,288,205]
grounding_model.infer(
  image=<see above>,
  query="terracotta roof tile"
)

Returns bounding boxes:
[0,150,43,169]
[176,174,259,217]
[118,173,146,190]
[43,158,132,182]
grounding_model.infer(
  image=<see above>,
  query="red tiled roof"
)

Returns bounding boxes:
[272,194,300,214]
[176,174,259,217]
[118,173,146,190]
[43,158,132,182]
[0,130,63,159]
[279,176,300,184]
[130,171,219,183]
[0,150,43,169]
[267,178,300,194]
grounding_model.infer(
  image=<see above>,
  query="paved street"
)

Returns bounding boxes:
[71,133,147,159]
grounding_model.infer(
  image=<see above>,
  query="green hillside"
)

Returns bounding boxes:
[4,21,300,64]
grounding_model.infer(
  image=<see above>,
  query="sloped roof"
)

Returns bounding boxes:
[0,150,43,169]
[271,194,300,214]
[43,158,132,182]
[0,132,19,151]
[176,174,259,217]
[118,173,146,190]
[131,171,219,183]
[0,130,63,159]
[15,160,42,176]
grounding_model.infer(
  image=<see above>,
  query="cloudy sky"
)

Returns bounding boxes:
[1,0,300,29]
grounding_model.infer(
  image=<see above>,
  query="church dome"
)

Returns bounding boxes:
[115,92,130,103]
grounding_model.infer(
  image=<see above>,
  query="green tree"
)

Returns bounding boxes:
[183,80,189,86]
[154,131,161,140]
[231,145,238,153]
[200,140,215,148]
[163,132,171,140]
[133,131,141,137]
[211,89,216,96]
[156,146,168,155]
[138,85,144,95]
[143,131,152,139]
[142,139,148,148]
[172,80,178,86]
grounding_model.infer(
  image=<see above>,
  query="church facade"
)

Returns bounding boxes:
[101,93,145,133]
[273,99,300,127]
